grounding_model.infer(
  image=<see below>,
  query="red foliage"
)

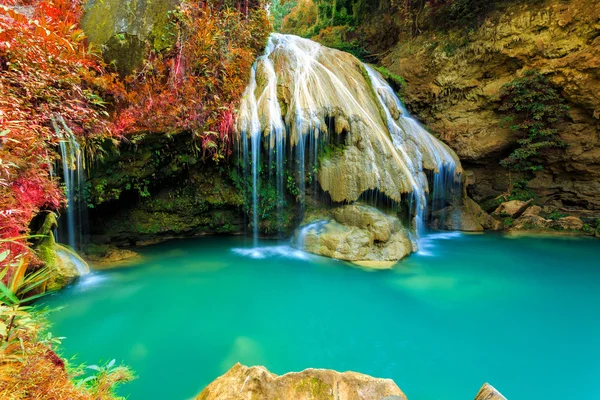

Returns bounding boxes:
[0,0,122,266]
[113,1,270,162]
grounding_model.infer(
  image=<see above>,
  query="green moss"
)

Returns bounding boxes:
[295,377,333,399]
[372,65,406,96]
[82,0,180,75]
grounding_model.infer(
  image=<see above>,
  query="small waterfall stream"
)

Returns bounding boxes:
[53,116,88,252]
[236,34,462,247]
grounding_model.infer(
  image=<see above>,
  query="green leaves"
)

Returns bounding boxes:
[498,70,570,172]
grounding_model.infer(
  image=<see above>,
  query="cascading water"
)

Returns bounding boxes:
[365,66,461,237]
[53,115,88,252]
[236,34,463,248]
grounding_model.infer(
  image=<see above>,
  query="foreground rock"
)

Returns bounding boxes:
[475,383,507,400]
[196,363,407,400]
[295,205,413,265]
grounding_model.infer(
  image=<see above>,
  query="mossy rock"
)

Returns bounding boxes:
[82,0,180,76]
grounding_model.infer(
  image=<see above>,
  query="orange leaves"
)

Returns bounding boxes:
[115,1,271,161]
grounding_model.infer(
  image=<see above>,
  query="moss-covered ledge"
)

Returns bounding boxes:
[87,134,244,247]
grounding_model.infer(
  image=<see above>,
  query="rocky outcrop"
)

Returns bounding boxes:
[82,0,180,75]
[295,205,413,266]
[382,0,600,213]
[86,135,244,247]
[432,197,501,231]
[492,200,533,219]
[196,363,407,400]
[238,33,463,205]
[474,383,507,400]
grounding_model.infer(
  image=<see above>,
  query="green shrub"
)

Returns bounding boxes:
[498,70,570,172]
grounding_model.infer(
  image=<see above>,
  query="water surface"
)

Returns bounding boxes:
[45,233,600,400]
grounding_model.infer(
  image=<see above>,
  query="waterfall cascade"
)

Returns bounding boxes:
[52,115,88,252]
[236,34,463,253]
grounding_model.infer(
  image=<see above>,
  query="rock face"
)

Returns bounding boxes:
[86,135,244,247]
[296,205,413,264]
[82,0,180,75]
[474,383,507,400]
[196,363,407,400]
[382,0,600,213]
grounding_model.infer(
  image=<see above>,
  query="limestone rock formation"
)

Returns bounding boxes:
[196,363,407,400]
[382,0,600,213]
[238,34,463,205]
[296,205,413,265]
[553,216,585,231]
[492,200,533,219]
[432,197,501,231]
[474,383,507,400]
[512,214,551,231]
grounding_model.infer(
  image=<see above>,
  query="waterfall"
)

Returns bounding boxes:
[236,34,463,246]
[53,116,88,251]
[364,66,461,236]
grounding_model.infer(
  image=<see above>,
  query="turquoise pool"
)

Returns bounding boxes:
[45,233,600,400]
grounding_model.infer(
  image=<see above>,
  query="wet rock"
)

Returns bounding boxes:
[492,200,533,219]
[87,248,140,264]
[196,363,407,400]
[474,383,507,400]
[241,34,463,205]
[296,205,413,263]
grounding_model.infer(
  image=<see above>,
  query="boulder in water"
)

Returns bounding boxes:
[511,214,551,231]
[295,205,413,264]
[474,383,507,400]
[196,363,407,400]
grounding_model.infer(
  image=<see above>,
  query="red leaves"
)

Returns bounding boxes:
[114,2,270,161]
[0,0,121,245]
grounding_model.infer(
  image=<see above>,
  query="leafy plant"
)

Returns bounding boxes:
[498,70,570,172]
[113,1,272,162]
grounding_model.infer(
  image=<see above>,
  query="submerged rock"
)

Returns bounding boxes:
[295,205,413,263]
[196,363,406,400]
[474,383,507,400]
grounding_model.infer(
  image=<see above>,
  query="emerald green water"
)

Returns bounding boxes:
[45,233,600,400]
